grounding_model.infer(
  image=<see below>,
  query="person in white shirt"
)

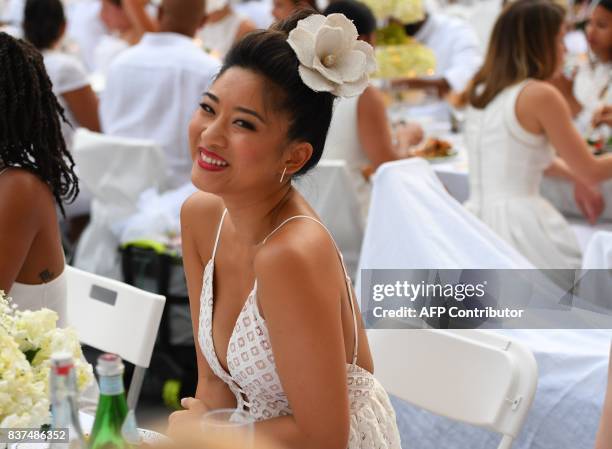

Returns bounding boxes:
[392,5,483,98]
[100,0,220,189]
[23,0,100,149]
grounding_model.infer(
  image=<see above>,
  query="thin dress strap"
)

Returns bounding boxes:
[211,209,228,262]
[262,215,359,365]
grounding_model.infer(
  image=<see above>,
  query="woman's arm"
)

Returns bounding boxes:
[62,86,101,132]
[357,86,423,169]
[253,226,351,449]
[544,158,605,224]
[123,0,158,37]
[520,81,612,184]
[168,194,235,434]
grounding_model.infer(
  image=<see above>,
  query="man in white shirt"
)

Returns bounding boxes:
[100,0,220,188]
[394,10,482,97]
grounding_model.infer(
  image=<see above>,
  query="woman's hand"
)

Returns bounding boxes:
[167,397,209,439]
[398,122,425,147]
[574,180,605,225]
[592,105,612,128]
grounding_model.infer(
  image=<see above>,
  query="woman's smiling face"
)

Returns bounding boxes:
[189,67,292,196]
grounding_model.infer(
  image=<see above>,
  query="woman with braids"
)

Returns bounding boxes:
[272,0,317,21]
[0,32,79,328]
[167,11,401,449]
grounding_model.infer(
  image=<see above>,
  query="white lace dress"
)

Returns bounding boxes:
[198,210,402,449]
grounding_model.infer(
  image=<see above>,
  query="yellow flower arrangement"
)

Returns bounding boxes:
[360,0,425,24]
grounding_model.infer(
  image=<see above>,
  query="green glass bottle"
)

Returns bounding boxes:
[88,354,134,449]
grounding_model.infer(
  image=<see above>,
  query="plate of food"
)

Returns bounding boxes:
[408,137,457,162]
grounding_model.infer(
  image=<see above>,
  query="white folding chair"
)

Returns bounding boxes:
[368,328,538,449]
[65,265,166,410]
[294,160,364,278]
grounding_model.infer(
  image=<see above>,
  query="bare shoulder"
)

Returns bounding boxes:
[0,168,52,211]
[0,168,49,193]
[254,218,340,293]
[181,191,225,259]
[516,80,570,132]
[519,80,565,107]
[181,191,224,231]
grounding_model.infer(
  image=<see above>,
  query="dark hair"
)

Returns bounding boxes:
[599,0,612,12]
[461,0,564,109]
[0,32,79,215]
[323,0,376,36]
[24,0,66,50]
[219,10,335,176]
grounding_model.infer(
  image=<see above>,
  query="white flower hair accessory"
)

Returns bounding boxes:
[287,14,377,98]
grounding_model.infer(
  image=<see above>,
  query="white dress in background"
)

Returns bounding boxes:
[199,210,402,449]
[42,49,90,149]
[323,95,370,226]
[197,9,243,58]
[463,80,582,269]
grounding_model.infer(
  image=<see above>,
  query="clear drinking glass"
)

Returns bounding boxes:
[201,408,254,449]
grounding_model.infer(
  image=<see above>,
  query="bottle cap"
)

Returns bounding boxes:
[96,353,125,377]
[51,352,74,376]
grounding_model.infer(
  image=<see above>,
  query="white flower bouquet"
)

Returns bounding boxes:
[0,291,93,429]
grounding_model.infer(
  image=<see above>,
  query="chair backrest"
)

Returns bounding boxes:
[65,265,165,368]
[368,328,538,449]
[294,160,364,278]
[72,128,167,208]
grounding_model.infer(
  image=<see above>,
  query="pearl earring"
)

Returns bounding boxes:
[279,167,287,184]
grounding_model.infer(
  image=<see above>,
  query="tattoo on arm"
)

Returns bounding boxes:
[39,269,55,283]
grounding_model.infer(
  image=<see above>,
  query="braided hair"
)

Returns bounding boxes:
[0,32,78,215]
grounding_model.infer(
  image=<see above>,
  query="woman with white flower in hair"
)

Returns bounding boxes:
[168,10,402,449]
